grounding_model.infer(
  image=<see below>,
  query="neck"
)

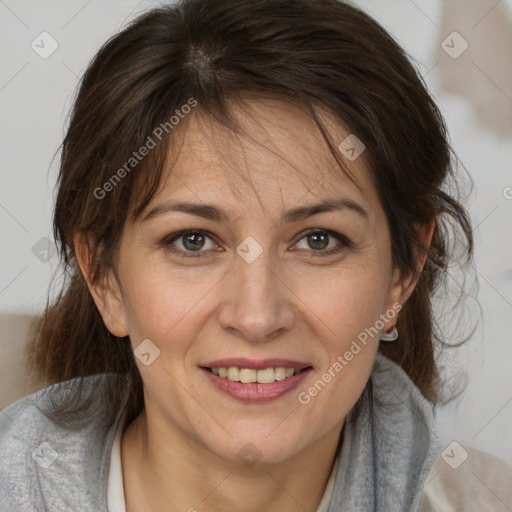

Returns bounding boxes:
[121,411,344,512]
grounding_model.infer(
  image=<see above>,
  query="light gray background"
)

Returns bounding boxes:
[1,0,511,466]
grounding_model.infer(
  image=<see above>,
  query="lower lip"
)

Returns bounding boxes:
[201,367,312,402]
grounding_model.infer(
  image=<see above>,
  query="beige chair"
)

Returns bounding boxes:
[420,445,512,510]
[0,313,43,410]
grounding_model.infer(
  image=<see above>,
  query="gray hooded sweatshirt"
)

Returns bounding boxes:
[0,352,440,511]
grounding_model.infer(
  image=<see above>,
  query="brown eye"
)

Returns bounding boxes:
[294,229,350,256]
[181,232,206,251]
[306,231,330,250]
[164,230,219,258]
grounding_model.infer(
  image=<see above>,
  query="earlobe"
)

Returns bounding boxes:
[73,234,129,338]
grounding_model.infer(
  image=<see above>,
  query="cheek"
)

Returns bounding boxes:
[119,262,219,344]
[299,262,391,343]
[294,271,385,429]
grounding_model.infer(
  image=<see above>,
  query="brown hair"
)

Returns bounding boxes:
[30,0,474,425]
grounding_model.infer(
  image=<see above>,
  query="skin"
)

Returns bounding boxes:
[76,98,434,512]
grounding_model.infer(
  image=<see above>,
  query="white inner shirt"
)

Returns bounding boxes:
[107,412,340,512]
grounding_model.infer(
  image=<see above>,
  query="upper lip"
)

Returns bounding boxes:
[201,358,312,371]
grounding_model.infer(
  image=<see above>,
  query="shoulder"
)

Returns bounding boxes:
[0,373,127,511]
[419,444,512,511]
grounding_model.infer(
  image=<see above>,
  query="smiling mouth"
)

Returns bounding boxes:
[203,366,312,384]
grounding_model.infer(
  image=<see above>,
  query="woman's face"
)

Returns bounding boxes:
[91,99,415,464]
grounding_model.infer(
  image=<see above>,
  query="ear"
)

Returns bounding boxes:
[384,217,436,321]
[74,233,129,337]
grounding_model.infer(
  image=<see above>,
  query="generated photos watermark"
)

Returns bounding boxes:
[297,302,402,405]
[94,97,198,200]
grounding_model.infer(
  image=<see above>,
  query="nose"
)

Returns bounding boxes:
[217,247,296,344]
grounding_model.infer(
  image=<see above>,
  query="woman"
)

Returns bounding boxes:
[1,0,509,511]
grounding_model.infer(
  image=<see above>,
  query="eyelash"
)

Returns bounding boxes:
[162,228,352,259]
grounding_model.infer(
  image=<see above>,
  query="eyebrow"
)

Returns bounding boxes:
[141,197,369,224]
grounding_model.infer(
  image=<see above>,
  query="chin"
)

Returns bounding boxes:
[205,429,308,467]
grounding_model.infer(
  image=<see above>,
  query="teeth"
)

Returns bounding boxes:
[240,368,257,383]
[211,366,303,383]
[227,367,240,381]
[274,367,288,381]
[256,368,274,384]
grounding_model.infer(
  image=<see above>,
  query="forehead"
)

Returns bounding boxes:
[153,98,378,216]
